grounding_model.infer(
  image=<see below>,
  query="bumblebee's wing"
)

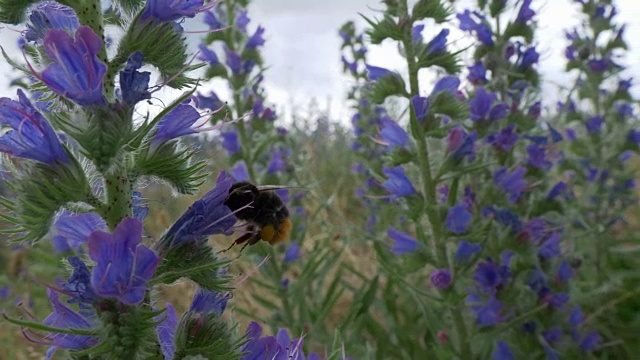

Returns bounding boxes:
[255,185,307,192]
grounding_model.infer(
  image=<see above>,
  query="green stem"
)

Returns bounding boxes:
[103,171,132,230]
[398,1,471,358]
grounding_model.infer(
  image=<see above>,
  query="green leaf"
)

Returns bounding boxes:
[0,0,38,24]
[412,0,452,23]
[364,73,408,104]
[361,14,404,44]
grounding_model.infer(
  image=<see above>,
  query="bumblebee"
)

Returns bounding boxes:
[223,181,292,252]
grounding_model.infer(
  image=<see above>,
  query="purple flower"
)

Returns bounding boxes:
[528,101,541,119]
[382,166,416,199]
[247,26,265,49]
[446,203,472,234]
[366,64,394,81]
[189,288,230,315]
[557,260,575,282]
[52,211,107,252]
[194,91,224,111]
[457,10,493,46]
[527,144,551,170]
[132,191,149,222]
[548,123,563,143]
[41,26,106,106]
[543,327,563,344]
[430,269,452,289]
[412,24,424,44]
[474,261,507,292]
[230,160,250,181]
[516,0,535,23]
[224,46,242,74]
[469,295,505,326]
[162,171,237,247]
[236,9,250,33]
[447,127,477,161]
[427,29,449,54]
[221,130,241,156]
[275,328,306,360]
[155,303,178,360]
[456,240,482,262]
[487,124,518,152]
[63,257,98,304]
[470,87,508,122]
[580,332,601,351]
[151,104,201,149]
[204,10,224,30]
[379,116,409,149]
[431,76,460,96]
[493,340,514,360]
[140,0,207,23]
[467,61,487,85]
[241,322,283,359]
[36,290,99,358]
[88,217,159,305]
[412,96,430,122]
[484,206,522,233]
[25,1,79,43]
[267,148,288,174]
[119,51,151,106]
[519,47,539,69]
[585,115,604,134]
[388,227,420,255]
[547,181,567,200]
[284,241,301,263]
[538,232,561,259]
[0,90,70,165]
[493,166,528,203]
[627,129,640,145]
[197,43,219,65]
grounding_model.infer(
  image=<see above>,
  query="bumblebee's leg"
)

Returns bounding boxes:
[219,226,255,253]
[239,233,261,253]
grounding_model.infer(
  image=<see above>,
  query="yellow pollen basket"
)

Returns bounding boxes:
[261,218,292,245]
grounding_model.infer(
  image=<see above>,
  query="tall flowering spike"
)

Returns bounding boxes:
[88,217,159,305]
[25,1,80,43]
[155,304,178,360]
[140,0,207,23]
[379,116,409,150]
[382,166,416,199]
[162,171,236,248]
[493,166,528,203]
[41,26,107,106]
[0,90,70,165]
[52,210,107,252]
[39,290,100,357]
[189,288,230,315]
[388,227,420,255]
[119,51,151,106]
[151,104,201,149]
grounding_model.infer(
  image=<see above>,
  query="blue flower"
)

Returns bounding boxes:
[493,166,528,203]
[446,203,472,234]
[119,51,151,106]
[468,295,505,326]
[431,76,460,95]
[284,241,301,263]
[25,1,79,43]
[88,217,159,305]
[366,64,397,81]
[275,328,308,360]
[221,130,241,156]
[543,327,563,344]
[204,10,224,30]
[240,322,282,360]
[37,290,100,358]
[140,0,207,23]
[548,123,563,143]
[467,61,487,85]
[519,47,539,69]
[224,46,242,74]
[230,160,250,181]
[52,211,107,252]
[379,116,409,150]
[382,166,416,199]
[430,269,452,289]
[162,171,237,247]
[151,104,201,150]
[41,26,106,106]
[456,240,482,262]
[470,87,509,122]
[427,29,449,54]
[527,144,551,170]
[516,0,535,23]
[0,90,70,165]
[538,232,561,259]
[483,206,522,233]
[63,257,98,304]
[194,91,224,111]
[474,260,508,293]
[189,288,230,315]
[447,127,477,162]
[493,340,514,360]
[267,148,288,174]
[197,44,219,65]
[411,96,430,122]
[155,303,178,360]
[388,227,420,255]
[247,26,265,49]
[585,115,604,134]
[457,10,493,46]
[412,24,424,44]
[528,101,541,119]
[580,332,601,351]
[547,181,567,200]
[132,191,149,222]
[236,9,250,33]
[487,124,518,152]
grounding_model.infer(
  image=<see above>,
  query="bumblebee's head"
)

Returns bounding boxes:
[225,182,260,215]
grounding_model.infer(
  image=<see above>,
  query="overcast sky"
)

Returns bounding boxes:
[0,0,638,124]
